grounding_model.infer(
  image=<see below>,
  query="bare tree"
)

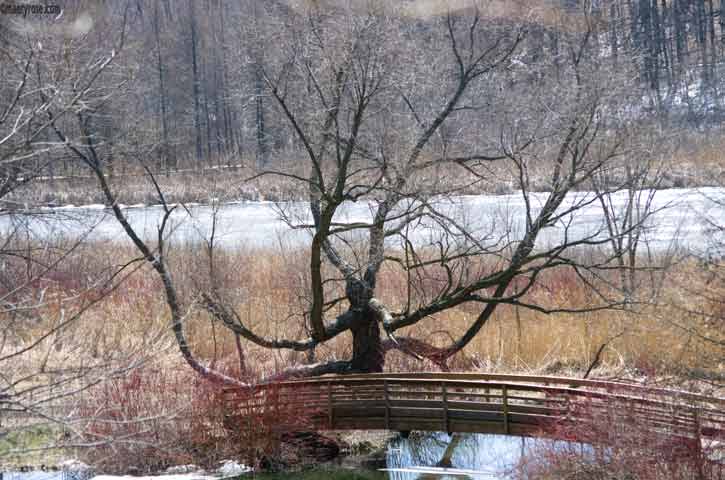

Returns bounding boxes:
[60,3,643,386]
[0,6,169,458]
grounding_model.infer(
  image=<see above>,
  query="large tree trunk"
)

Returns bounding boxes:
[350,308,384,373]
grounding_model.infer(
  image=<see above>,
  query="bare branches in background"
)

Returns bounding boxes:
[52,2,668,385]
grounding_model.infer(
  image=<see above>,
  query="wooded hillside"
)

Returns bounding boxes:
[1,0,723,181]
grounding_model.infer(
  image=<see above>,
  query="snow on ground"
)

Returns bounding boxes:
[216,461,250,477]
[91,475,216,480]
[1,460,251,480]
[2,188,724,252]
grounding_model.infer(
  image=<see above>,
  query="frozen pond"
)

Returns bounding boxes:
[3,188,725,254]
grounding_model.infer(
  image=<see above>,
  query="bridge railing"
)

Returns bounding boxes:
[222,373,725,440]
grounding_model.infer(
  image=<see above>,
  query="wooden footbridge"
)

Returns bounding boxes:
[223,373,725,441]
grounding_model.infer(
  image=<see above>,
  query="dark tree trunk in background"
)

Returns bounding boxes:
[203,69,213,161]
[251,1,268,168]
[721,0,725,46]
[610,2,619,65]
[653,0,671,88]
[673,0,686,72]
[216,6,232,160]
[707,0,718,84]
[208,0,222,162]
[254,64,267,168]
[696,0,710,86]
[638,0,658,92]
[189,0,203,167]
[153,0,172,171]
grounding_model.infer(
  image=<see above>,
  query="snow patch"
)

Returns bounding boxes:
[217,460,251,477]
[57,459,91,471]
[164,466,200,475]
[91,475,215,480]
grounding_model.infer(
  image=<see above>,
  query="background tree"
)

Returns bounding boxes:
[57,2,649,384]
[0,4,167,458]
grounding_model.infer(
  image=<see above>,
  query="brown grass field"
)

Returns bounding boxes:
[7,128,725,209]
[15,240,723,384]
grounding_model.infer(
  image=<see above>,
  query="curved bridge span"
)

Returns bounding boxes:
[223,373,725,440]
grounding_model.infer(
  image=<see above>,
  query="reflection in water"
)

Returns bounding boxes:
[0,472,92,480]
[385,432,570,480]
[435,434,465,469]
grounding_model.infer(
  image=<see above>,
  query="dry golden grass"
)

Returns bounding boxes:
[13,240,721,384]
[14,128,725,209]
[666,129,725,185]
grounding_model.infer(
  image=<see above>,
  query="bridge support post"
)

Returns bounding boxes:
[502,385,510,435]
[442,382,450,434]
[384,379,390,430]
[327,381,333,429]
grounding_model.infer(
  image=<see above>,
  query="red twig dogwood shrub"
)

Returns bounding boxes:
[514,385,725,480]
[76,360,340,473]
[75,362,245,473]
[77,366,197,473]
[221,381,334,469]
